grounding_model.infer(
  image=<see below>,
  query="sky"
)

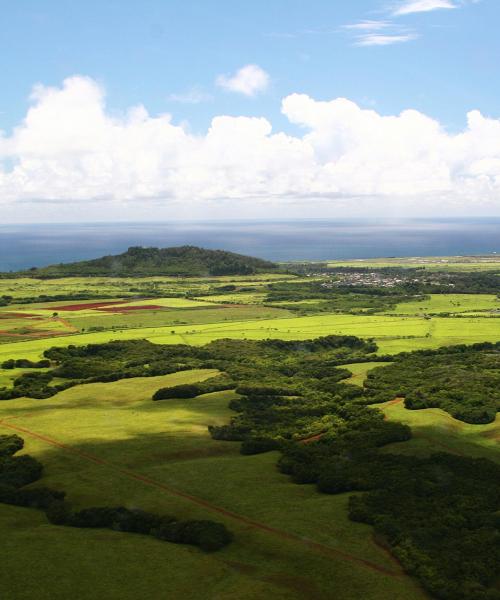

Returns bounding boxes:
[0,0,498,222]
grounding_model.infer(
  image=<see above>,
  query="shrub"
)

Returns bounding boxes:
[154,519,233,552]
[240,437,280,455]
[153,384,202,400]
[0,434,24,457]
[0,455,43,488]
[0,484,65,509]
[1,359,50,369]
[45,500,72,525]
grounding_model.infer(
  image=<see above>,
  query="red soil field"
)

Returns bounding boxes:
[0,312,41,319]
[0,329,55,338]
[50,301,129,311]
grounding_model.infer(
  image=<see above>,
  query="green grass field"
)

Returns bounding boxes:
[0,273,296,300]
[0,372,426,600]
[388,293,500,315]
[380,399,500,462]
[325,255,500,271]
[343,362,392,386]
[3,312,500,367]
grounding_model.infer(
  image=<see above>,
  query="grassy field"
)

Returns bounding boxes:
[3,312,500,367]
[66,305,291,332]
[388,293,500,315]
[0,273,295,299]
[324,255,500,271]
[343,362,392,386]
[0,373,426,600]
[380,398,500,462]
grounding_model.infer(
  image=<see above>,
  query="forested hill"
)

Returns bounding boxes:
[15,246,279,278]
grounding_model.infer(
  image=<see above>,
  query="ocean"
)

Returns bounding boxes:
[1,219,500,271]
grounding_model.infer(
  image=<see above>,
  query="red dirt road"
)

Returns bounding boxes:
[0,417,403,578]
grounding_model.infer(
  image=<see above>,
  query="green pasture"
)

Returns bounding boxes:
[380,399,499,462]
[343,362,391,386]
[194,293,268,304]
[0,373,424,600]
[66,305,290,332]
[388,293,500,315]
[0,273,297,301]
[2,312,500,367]
[121,297,219,308]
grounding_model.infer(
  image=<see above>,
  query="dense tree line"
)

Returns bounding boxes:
[1,359,50,369]
[0,335,378,401]
[152,374,235,400]
[0,434,232,552]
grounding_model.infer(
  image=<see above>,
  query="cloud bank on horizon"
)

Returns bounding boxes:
[0,75,499,217]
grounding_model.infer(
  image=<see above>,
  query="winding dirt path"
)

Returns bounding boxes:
[0,417,403,578]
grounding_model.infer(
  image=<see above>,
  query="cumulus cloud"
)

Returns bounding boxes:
[1,76,500,215]
[216,64,270,96]
[392,0,457,16]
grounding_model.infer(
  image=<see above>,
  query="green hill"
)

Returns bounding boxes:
[18,246,279,278]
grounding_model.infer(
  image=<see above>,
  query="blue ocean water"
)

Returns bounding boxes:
[1,219,500,271]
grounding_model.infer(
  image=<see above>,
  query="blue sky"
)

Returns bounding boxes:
[0,0,499,222]
[1,0,494,132]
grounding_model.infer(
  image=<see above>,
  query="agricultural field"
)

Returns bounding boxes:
[4,311,500,366]
[0,297,292,341]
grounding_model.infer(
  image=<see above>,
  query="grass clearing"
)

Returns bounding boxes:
[379,399,500,462]
[343,362,391,386]
[389,294,500,315]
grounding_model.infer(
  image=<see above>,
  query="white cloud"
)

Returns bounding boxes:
[355,33,418,46]
[392,0,457,16]
[216,64,270,96]
[1,76,500,217]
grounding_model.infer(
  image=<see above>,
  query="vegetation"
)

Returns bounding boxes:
[1,358,50,369]
[9,246,279,278]
[364,342,500,424]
